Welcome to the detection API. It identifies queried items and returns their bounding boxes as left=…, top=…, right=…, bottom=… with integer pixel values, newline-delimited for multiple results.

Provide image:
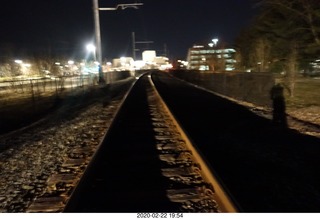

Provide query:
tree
left=254, top=0, right=320, bottom=59
left=285, top=45, right=299, bottom=97
left=234, top=28, right=257, bottom=71
left=259, top=0, right=320, bottom=45
left=253, top=37, right=272, bottom=72
left=236, top=0, right=320, bottom=96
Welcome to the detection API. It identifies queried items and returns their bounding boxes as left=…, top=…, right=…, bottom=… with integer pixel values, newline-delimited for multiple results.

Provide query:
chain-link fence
left=0, top=71, right=133, bottom=105
left=170, top=70, right=275, bottom=108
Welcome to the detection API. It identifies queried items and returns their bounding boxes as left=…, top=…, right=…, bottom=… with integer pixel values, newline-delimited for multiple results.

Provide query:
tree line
left=235, top=0, right=320, bottom=96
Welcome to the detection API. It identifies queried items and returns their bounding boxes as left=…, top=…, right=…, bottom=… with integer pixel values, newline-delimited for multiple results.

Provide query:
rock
left=22, top=185, right=34, bottom=190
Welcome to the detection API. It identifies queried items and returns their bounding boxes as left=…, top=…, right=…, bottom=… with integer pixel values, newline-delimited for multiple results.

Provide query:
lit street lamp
left=209, top=38, right=219, bottom=47
left=86, top=43, right=97, bottom=61
left=212, top=38, right=219, bottom=46
left=14, top=60, right=23, bottom=64
left=92, top=0, right=143, bottom=84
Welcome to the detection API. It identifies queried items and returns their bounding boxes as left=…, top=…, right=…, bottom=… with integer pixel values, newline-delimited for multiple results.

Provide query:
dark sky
left=0, top=0, right=256, bottom=61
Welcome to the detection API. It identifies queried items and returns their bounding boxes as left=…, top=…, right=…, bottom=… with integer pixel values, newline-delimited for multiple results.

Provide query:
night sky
left=0, top=0, right=257, bottom=61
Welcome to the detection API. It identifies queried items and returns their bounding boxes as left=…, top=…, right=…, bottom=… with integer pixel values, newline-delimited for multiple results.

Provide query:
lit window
left=199, top=65, right=209, bottom=71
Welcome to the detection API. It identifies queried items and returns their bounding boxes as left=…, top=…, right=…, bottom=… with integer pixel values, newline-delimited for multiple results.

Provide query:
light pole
left=92, top=0, right=143, bottom=84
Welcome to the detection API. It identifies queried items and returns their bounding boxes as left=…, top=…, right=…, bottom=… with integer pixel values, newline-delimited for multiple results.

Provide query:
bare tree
left=257, top=0, right=320, bottom=46
left=252, top=37, right=271, bottom=72
left=285, top=45, right=299, bottom=97
left=234, top=51, right=244, bottom=71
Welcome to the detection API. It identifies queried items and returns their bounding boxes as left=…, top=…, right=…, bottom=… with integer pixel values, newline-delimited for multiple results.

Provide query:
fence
left=170, top=70, right=275, bottom=108
left=0, top=71, right=133, bottom=105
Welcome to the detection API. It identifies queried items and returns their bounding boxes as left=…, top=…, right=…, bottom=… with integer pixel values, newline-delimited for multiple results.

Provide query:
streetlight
left=86, top=43, right=97, bottom=61
left=92, top=0, right=143, bottom=84
left=209, top=39, right=219, bottom=47
left=212, top=38, right=219, bottom=46
left=14, top=60, right=23, bottom=64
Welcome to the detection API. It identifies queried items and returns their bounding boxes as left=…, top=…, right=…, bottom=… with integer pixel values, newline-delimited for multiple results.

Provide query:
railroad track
left=20, top=71, right=320, bottom=212
left=63, top=73, right=237, bottom=213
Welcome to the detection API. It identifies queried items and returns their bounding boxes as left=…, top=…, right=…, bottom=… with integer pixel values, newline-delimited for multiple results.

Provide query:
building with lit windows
left=187, top=40, right=236, bottom=72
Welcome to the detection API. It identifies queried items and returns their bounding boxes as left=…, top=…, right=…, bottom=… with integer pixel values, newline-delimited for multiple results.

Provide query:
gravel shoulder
left=187, top=81, right=320, bottom=139
left=0, top=78, right=135, bottom=212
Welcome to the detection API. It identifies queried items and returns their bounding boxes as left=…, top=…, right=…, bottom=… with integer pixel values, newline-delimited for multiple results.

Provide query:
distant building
left=142, top=50, right=157, bottom=63
left=172, top=59, right=188, bottom=69
left=112, top=57, right=134, bottom=70
left=141, top=50, right=171, bottom=70
left=111, top=51, right=172, bottom=71
left=187, top=43, right=236, bottom=72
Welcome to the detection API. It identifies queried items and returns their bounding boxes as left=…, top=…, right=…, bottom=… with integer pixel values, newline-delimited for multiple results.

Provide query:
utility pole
left=132, top=32, right=136, bottom=60
left=93, top=0, right=104, bottom=84
left=132, top=32, right=154, bottom=61
left=92, top=1, right=143, bottom=84
left=163, top=43, right=168, bottom=57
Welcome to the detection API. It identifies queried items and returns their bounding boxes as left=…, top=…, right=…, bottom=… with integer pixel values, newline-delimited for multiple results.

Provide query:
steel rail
left=149, top=73, right=238, bottom=212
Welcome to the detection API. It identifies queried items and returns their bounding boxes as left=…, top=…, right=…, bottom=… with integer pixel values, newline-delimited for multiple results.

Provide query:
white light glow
left=134, top=60, right=146, bottom=70
left=86, top=44, right=96, bottom=52
left=212, top=38, right=219, bottom=46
